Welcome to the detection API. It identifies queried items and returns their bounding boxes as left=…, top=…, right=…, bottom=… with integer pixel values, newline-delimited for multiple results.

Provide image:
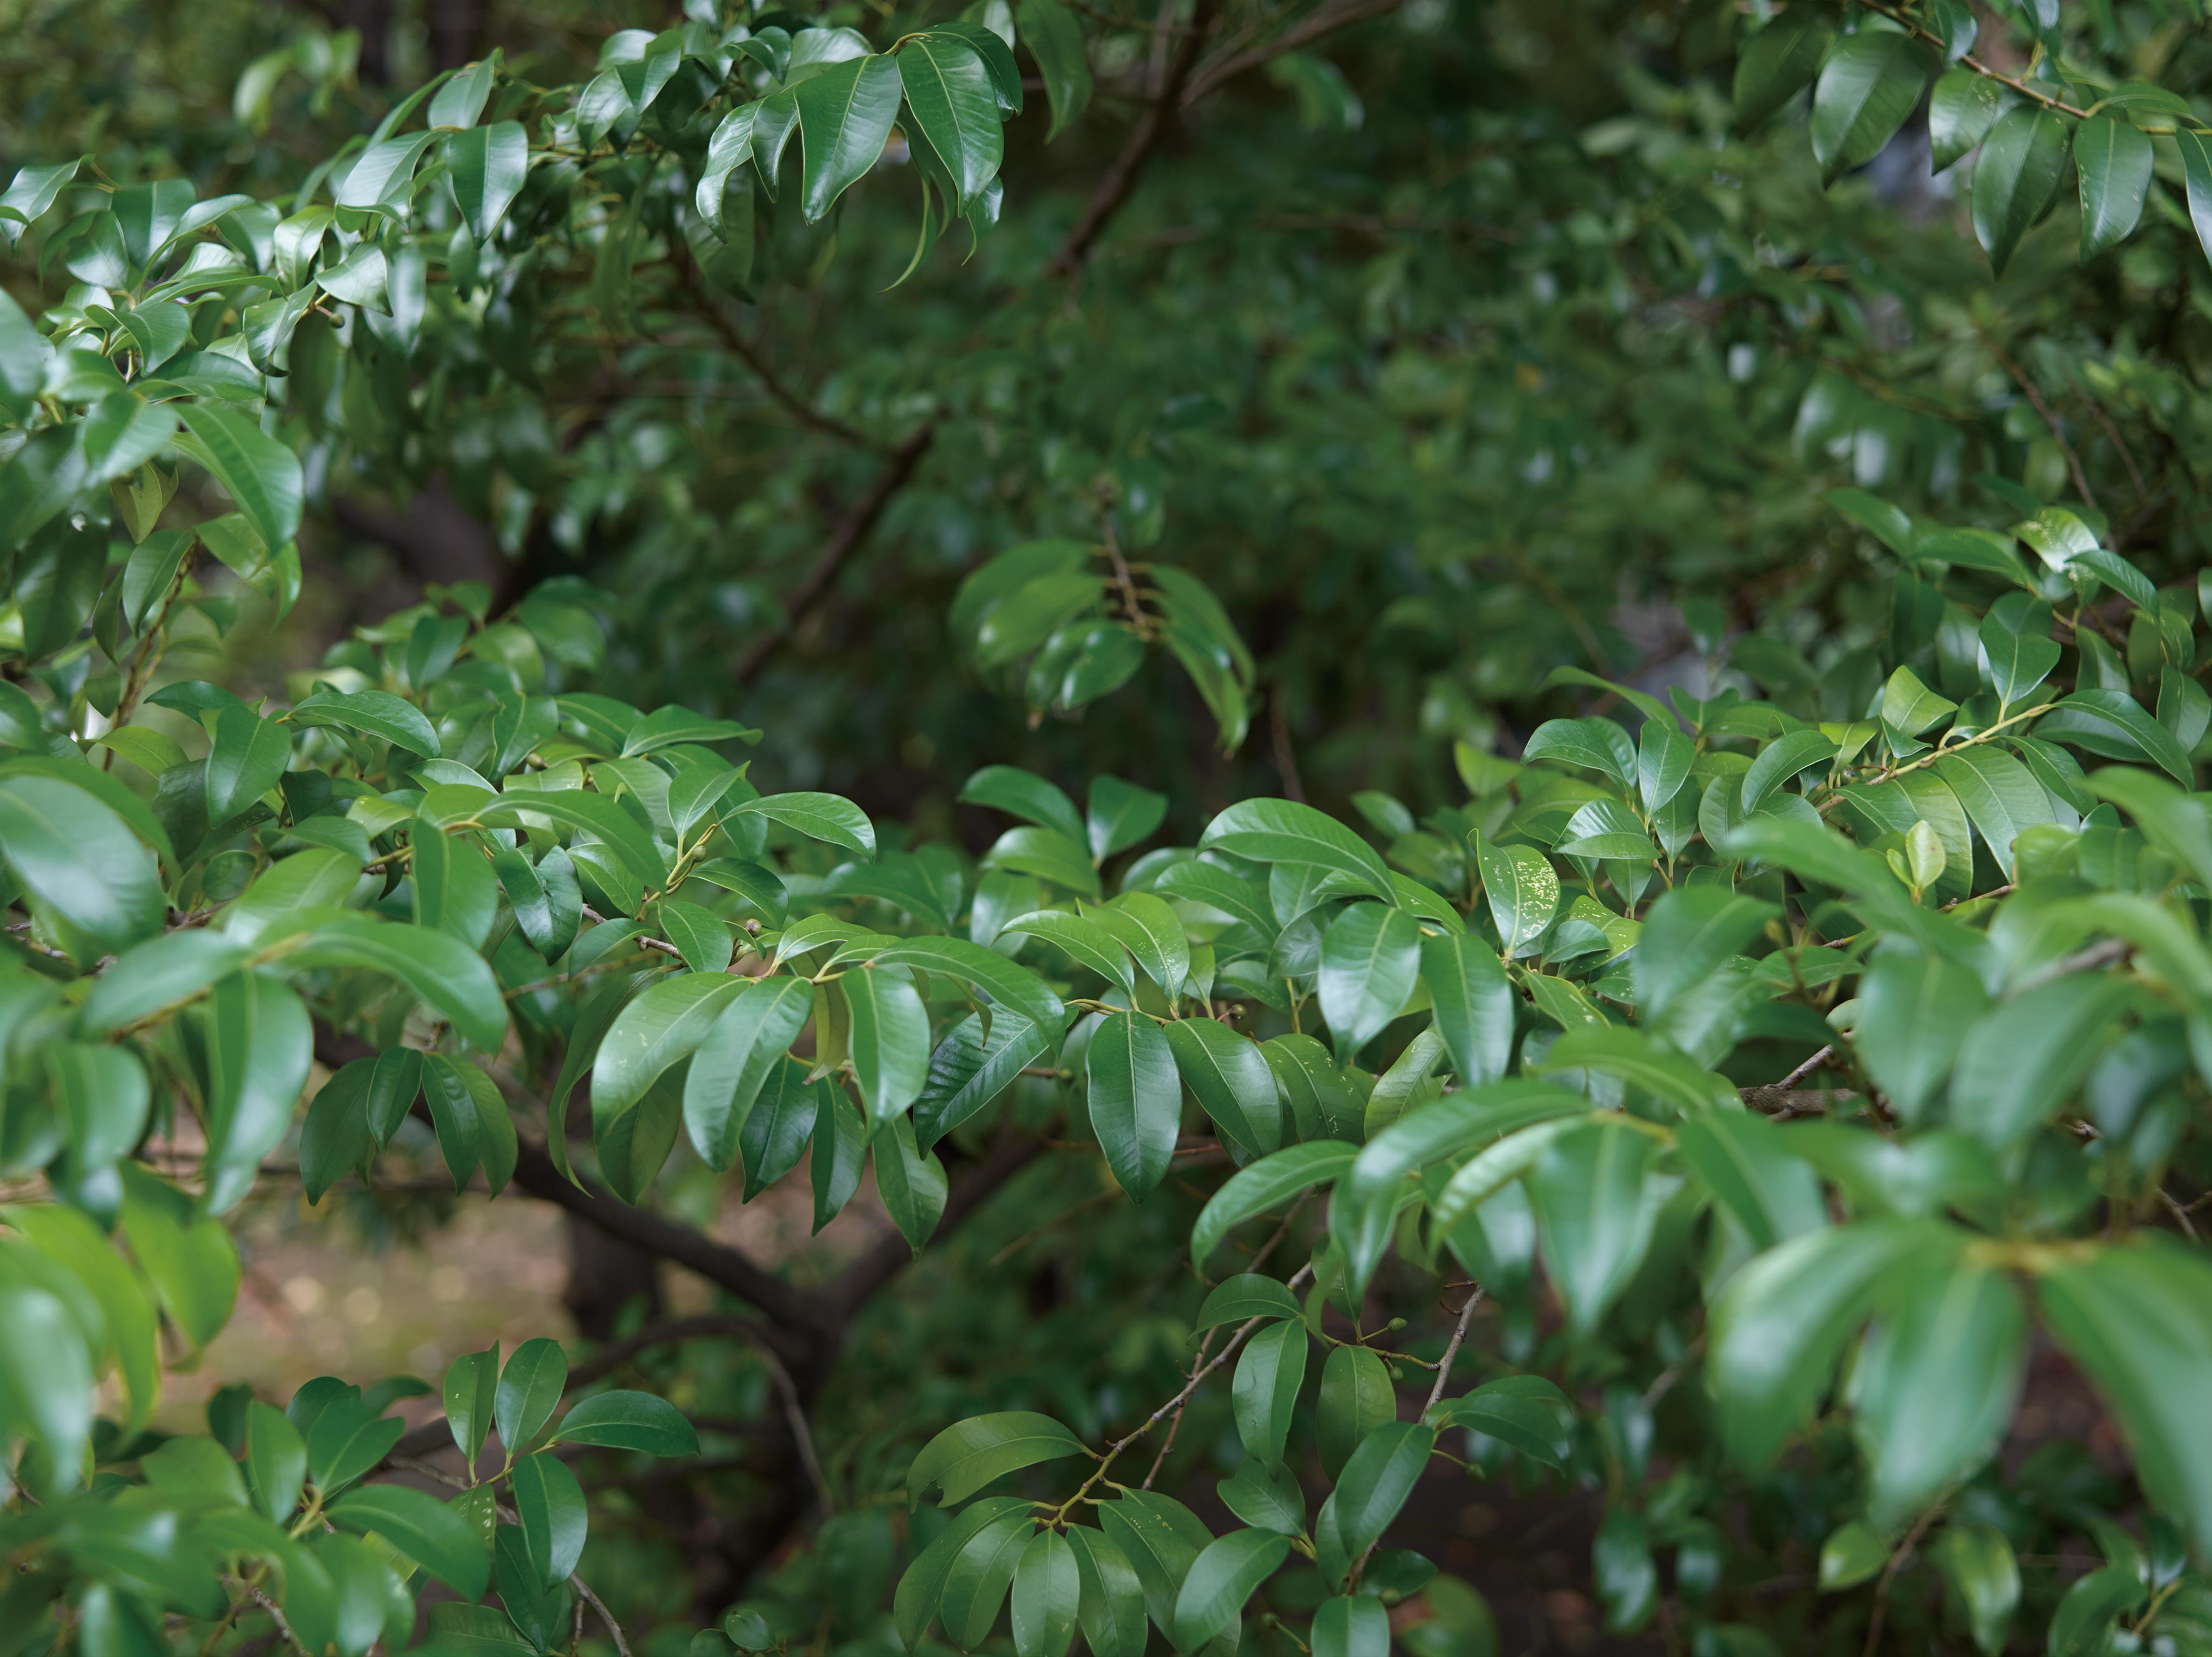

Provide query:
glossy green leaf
left=511, top=1450, right=587, bottom=1589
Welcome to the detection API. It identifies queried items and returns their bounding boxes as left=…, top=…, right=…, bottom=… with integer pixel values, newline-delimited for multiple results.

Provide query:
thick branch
left=825, top=1131, right=1045, bottom=1319
left=1047, top=0, right=1222, bottom=275
left=732, top=421, right=937, bottom=682
left=508, top=1139, right=838, bottom=1348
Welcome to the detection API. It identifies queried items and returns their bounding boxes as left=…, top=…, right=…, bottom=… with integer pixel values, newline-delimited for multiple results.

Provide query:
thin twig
left=1862, top=1506, right=1942, bottom=1657
left=675, top=253, right=875, bottom=449
left=732, top=421, right=938, bottom=682
left=1048, top=0, right=1222, bottom=274
left=1420, top=1287, right=1485, bottom=1415
left=1774, top=1045, right=1834, bottom=1092
left=573, top=1575, right=633, bottom=1657
left=1179, top=0, right=1405, bottom=105
left=2015, top=936, right=2132, bottom=994
left=1975, top=324, right=2098, bottom=513
left=1143, top=1326, right=1217, bottom=1487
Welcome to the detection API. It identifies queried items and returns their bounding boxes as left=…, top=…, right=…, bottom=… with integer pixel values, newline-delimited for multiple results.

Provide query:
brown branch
left=1178, top=0, right=1404, bottom=106
left=1048, top=0, right=1223, bottom=275
left=675, top=252, right=875, bottom=449
left=825, top=1130, right=1045, bottom=1319
left=508, top=1139, right=838, bottom=1347
left=732, top=421, right=938, bottom=683
left=1975, top=325, right=2099, bottom=513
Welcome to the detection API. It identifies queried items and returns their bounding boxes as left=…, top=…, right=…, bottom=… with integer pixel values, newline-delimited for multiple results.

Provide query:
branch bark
left=1047, top=0, right=1222, bottom=275
left=732, top=421, right=938, bottom=683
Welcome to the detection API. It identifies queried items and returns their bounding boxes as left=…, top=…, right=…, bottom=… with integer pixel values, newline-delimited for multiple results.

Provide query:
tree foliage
left=7, top=0, right=2212, bottom=1651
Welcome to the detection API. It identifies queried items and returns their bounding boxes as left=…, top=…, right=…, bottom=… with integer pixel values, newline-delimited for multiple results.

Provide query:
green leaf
left=593, top=974, right=750, bottom=1196
left=1322, top=1420, right=1433, bottom=1561
left=914, top=1009, right=1052, bottom=1149
left=1929, top=1523, right=2019, bottom=1656
left=1929, top=66, right=2004, bottom=172
left=1524, top=717, right=1635, bottom=790
left=174, top=401, right=302, bottom=555
left=873, top=1114, right=948, bottom=1249
left=1232, top=1319, right=1308, bottom=1468
left=1675, top=1111, right=1826, bottom=1252
left=1971, top=106, right=2072, bottom=275
left=897, top=1498, right=1033, bottom=1649
left=448, top=120, right=528, bottom=238
left=1428, top=1378, right=1570, bottom=1468
left=941, top=1503, right=1035, bottom=1649
left=1088, top=777, right=1167, bottom=860
left=1171, top=1530, right=1290, bottom=1652
left=1809, top=32, right=1937, bottom=184
left=1742, top=729, right=1837, bottom=812
left=1003, top=908, right=1134, bottom=993
left=551, top=1389, right=699, bottom=1456
left=1817, top=1521, right=1888, bottom=1592
left=246, top=1399, right=307, bottom=1523
left=495, top=1337, right=568, bottom=1456
left=794, top=54, right=904, bottom=222
left=1011, top=1530, right=1081, bottom=1657
left=199, top=971, right=313, bottom=1216
left=478, top=787, right=667, bottom=889
left=1193, top=1274, right=1303, bottom=1331
left=812, top=1087, right=867, bottom=1230
left=442, top=1345, right=499, bottom=1466
left=1418, top=929, right=1515, bottom=1088
left=0, top=1278, right=94, bottom=1493
left=117, top=1164, right=238, bottom=1352
left=845, top=965, right=931, bottom=1130
left=1217, top=1457, right=1306, bottom=1537
left=1632, top=886, right=1777, bottom=1025
left=961, top=765, right=1087, bottom=846
left=511, top=1450, right=587, bottom=1589
left=303, top=1390, right=405, bottom=1495
left=1319, top=901, right=1420, bottom=1057
left=684, top=976, right=815, bottom=1172
left=412, top=824, right=498, bottom=950
left=1086, top=1009, right=1181, bottom=1200
left=330, top=1484, right=490, bottom=1601
left=0, top=773, right=166, bottom=956
left=1192, top=1140, right=1356, bottom=1265
left=205, top=705, right=292, bottom=824
left=1317, top=1345, right=1394, bottom=1482
left=1708, top=1219, right=1949, bottom=1466
left=1949, top=973, right=2133, bottom=1149
left=0, top=1203, right=158, bottom=1430
left=1312, top=1595, right=1389, bottom=1657
left=2037, top=1237, right=2212, bottom=1555
left=2038, top=690, right=2195, bottom=786
left=2048, top=1567, right=2147, bottom=1657
left=277, top=913, right=510, bottom=1053
left=1473, top=837, right=1558, bottom=957
left=908, top=1410, right=1088, bottom=1508
left=1164, top=1017, right=1281, bottom=1158
left=1733, top=9, right=1831, bottom=131
left=1066, top=1528, right=1148, bottom=1657
left=1091, top=893, right=1190, bottom=997
left=1527, top=1119, right=1664, bottom=1335
left=2075, top=116, right=2151, bottom=260
left=2178, top=128, right=2212, bottom=272
left=730, top=790, right=876, bottom=858
left=46, top=1041, right=150, bottom=1174
left=870, top=935, right=1065, bottom=1037
left=986, top=825, right=1103, bottom=897
left=1016, top=0, right=1091, bottom=139
left=292, top=689, right=441, bottom=758
left=900, top=36, right=1002, bottom=211
left=1849, top=1259, right=2025, bottom=1525
left=1199, top=799, right=1395, bottom=903
left=495, top=1526, right=570, bottom=1650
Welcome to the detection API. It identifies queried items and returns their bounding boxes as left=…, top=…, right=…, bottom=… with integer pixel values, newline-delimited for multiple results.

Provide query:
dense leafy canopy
left=7, top=0, right=2212, bottom=1651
